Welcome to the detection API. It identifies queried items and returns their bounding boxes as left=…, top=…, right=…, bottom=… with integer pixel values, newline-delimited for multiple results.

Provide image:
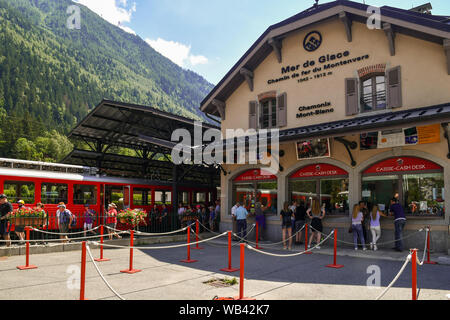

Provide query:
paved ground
left=0, top=235, right=448, bottom=301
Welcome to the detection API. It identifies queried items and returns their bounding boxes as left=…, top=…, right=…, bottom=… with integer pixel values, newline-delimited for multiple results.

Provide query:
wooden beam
left=240, top=67, right=254, bottom=92
left=383, top=23, right=396, bottom=56
left=444, top=39, right=450, bottom=75
left=268, top=38, right=282, bottom=63
left=339, top=11, right=352, bottom=42
left=212, top=99, right=226, bottom=121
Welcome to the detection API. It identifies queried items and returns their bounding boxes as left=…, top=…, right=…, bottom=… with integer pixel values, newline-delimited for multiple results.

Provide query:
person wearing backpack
left=56, top=202, right=73, bottom=243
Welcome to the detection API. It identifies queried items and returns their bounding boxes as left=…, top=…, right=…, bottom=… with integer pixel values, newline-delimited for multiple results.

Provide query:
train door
left=104, top=185, right=131, bottom=211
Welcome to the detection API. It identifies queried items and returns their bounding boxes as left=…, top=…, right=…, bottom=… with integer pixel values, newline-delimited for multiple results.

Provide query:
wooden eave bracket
left=383, top=23, right=396, bottom=56
left=339, top=11, right=352, bottom=42
left=212, top=99, right=226, bottom=121
left=444, top=39, right=450, bottom=75
left=240, top=67, right=254, bottom=92
left=268, top=38, right=282, bottom=63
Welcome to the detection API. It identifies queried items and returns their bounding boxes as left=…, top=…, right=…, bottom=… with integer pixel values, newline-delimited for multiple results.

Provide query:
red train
left=0, top=158, right=216, bottom=232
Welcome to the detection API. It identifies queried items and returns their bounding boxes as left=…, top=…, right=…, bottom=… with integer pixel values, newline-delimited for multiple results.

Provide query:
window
left=73, top=185, right=97, bottom=205
left=155, top=190, right=171, bottom=205
left=133, top=188, right=151, bottom=206
left=233, top=181, right=278, bottom=216
left=41, top=183, right=68, bottom=204
left=403, top=173, right=444, bottom=215
left=320, top=179, right=349, bottom=215
left=177, top=191, right=189, bottom=205
left=260, top=98, right=277, bottom=129
left=193, top=191, right=206, bottom=204
left=3, top=181, right=35, bottom=203
left=361, top=75, right=386, bottom=112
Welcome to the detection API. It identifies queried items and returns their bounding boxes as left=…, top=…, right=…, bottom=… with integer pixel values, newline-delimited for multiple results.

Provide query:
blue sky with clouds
left=74, top=0, right=450, bottom=85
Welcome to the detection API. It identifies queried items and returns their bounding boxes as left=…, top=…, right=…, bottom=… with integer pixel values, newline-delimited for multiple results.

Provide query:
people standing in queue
left=235, top=202, right=249, bottom=242
left=389, top=198, right=406, bottom=252
left=160, top=204, right=168, bottom=232
left=56, top=202, right=73, bottom=244
left=0, top=194, right=12, bottom=247
left=294, top=201, right=307, bottom=245
left=231, top=202, right=239, bottom=241
left=351, top=204, right=366, bottom=251
left=280, top=202, right=294, bottom=250
left=307, top=199, right=325, bottom=249
left=369, top=205, right=387, bottom=251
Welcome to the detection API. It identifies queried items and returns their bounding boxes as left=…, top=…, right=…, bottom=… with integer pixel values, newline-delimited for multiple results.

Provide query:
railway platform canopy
left=63, top=99, right=221, bottom=189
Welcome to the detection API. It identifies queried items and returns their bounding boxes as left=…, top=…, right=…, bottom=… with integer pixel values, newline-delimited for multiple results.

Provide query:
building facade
left=201, top=1, right=450, bottom=252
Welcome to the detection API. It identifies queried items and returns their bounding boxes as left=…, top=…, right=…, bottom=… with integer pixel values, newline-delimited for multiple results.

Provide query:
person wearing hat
left=106, top=203, right=121, bottom=240
left=0, top=194, right=13, bottom=247
left=56, top=202, right=73, bottom=243
left=83, top=204, right=96, bottom=238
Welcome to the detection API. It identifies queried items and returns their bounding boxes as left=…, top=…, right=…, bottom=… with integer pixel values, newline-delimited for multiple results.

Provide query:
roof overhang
left=201, top=0, right=450, bottom=117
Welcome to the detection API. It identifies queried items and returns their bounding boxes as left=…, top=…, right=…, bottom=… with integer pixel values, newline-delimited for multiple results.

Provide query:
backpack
left=70, top=212, right=77, bottom=227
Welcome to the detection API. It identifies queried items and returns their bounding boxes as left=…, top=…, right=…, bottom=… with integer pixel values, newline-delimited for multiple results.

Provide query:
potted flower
left=118, top=208, right=147, bottom=227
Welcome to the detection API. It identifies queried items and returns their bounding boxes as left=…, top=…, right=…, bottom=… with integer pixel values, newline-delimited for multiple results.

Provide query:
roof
left=218, top=102, right=450, bottom=147
left=69, top=99, right=220, bottom=151
left=201, top=0, right=450, bottom=116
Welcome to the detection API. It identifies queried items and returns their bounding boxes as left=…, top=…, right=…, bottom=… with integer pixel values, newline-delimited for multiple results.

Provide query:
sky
left=73, top=0, right=450, bottom=85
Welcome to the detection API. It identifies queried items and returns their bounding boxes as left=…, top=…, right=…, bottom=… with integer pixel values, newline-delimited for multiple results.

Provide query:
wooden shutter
left=249, top=101, right=258, bottom=129
left=345, top=78, right=359, bottom=116
left=386, top=66, right=402, bottom=109
left=277, top=92, right=287, bottom=127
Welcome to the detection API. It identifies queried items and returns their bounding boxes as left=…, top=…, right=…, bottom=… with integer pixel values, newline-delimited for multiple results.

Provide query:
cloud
left=145, top=38, right=209, bottom=68
left=73, top=0, right=136, bottom=34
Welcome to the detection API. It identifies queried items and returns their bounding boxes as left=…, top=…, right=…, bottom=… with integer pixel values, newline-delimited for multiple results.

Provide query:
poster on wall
left=296, top=138, right=330, bottom=160
left=360, top=124, right=440, bottom=150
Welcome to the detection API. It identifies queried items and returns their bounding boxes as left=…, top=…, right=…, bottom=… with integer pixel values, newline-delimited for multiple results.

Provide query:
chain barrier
left=90, top=231, right=228, bottom=250
left=308, top=224, right=425, bottom=247
left=0, top=230, right=130, bottom=243
left=193, top=221, right=256, bottom=248
left=375, top=253, right=412, bottom=300
left=31, top=226, right=101, bottom=236
left=246, top=230, right=334, bottom=257
left=85, top=243, right=126, bottom=300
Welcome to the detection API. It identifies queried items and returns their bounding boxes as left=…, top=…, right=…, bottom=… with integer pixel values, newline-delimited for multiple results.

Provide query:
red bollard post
left=80, top=241, right=86, bottom=300
left=234, top=243, right=255, bottom=300
left=17, top=226, right=38, bottom=270
left=304, top=224, right=312, bottom=254
left=220, top=231, right=239, bottom=273
left=326, top=229, right=344, bottom=269
left=192, top=219, right=204, bottom=250
left=255, top=222, right=263, bottom=250
left=411, top=249, right=418, bottom=301
left=95, top=225, right=110, bottom=262
left=180, top=226, right=198, bottom=263
left=120, top=230, right=142, bottom=274
left=424, top=227, right=437, bottom=265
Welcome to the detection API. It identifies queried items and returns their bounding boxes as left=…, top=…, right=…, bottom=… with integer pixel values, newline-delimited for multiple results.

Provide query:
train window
left=73, top=185, right=97, bottom=205
left=177, top=191, right=189, bottom=205
left=41, top=183, right=68, bottom=204
left=193, top=191, right=207, bottom=204
left=155, top=190, right=171, bottom=205
left=3, top=181, right=35, bottom=204
left=133, top=188, right=151, bottom=206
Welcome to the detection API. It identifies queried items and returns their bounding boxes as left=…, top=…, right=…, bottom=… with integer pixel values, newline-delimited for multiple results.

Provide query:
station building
left=200, top=1, right=450, bottom=252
